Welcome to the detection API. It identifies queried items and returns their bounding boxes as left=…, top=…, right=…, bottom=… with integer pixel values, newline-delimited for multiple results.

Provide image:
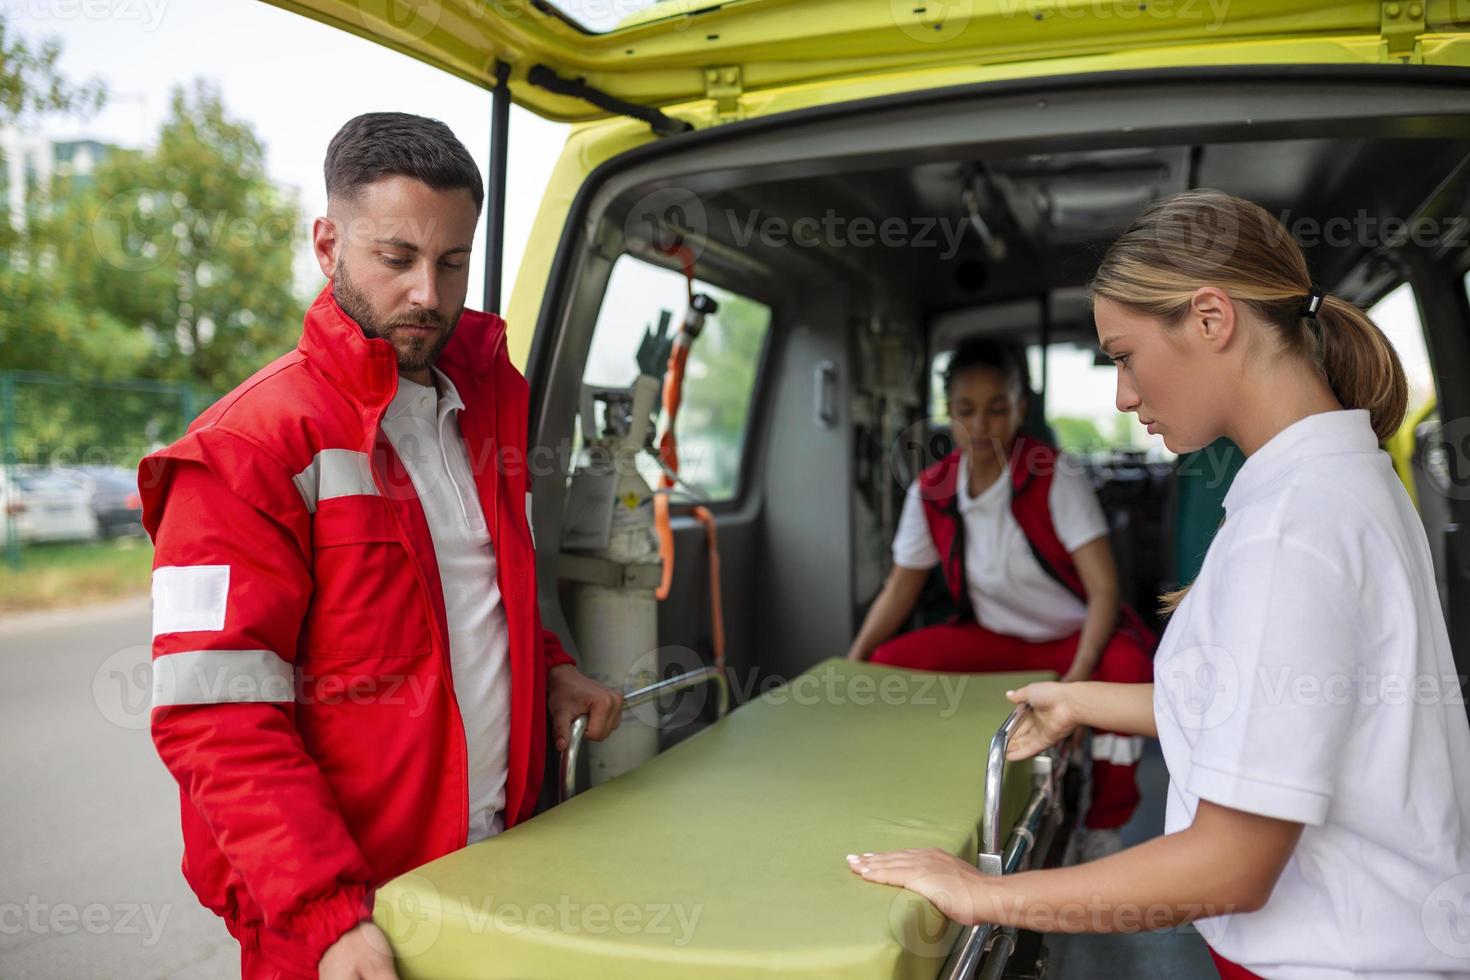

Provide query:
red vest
left=916, top=435, right=1157, bottom=652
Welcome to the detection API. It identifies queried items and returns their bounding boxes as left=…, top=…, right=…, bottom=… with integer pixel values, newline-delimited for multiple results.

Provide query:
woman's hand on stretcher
left=1002, top=683, right=1079, bottom=761
left=1005, top=681, right=1159, bottom=751
left=845, top=849, right=1001, bottom=925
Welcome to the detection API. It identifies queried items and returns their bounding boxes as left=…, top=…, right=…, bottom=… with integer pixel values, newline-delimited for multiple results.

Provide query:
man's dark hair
left=943, top=338, right=1031, bottom=399
left=324, top=112, right=484, bottom=213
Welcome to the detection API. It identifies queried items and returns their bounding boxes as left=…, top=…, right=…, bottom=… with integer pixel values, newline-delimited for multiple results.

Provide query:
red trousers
left=870, top=619, right=1153, bottom=829
left=1210, top=948, right=1267, bottom=979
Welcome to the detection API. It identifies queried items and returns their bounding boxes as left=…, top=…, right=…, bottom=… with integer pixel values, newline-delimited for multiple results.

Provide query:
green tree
left=0, top=14, right=105, bottom=126
left=1110, top=411, right=1137, bottom=448
left=0, top=17, right=142, bottom=382
left=680, top=291, right=769, bottom=496
left=33, top=80, right=304, bottom=391
left=1049, top=416, right=1106, bottom=455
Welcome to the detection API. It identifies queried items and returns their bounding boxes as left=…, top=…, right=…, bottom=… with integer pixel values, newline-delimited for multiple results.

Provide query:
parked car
left=0, top=469, right=100, bottom=544
left=61, top=466, right=146, bottom=538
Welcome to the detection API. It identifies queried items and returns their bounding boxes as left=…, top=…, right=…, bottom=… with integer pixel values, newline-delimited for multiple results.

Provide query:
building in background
left=0, top=130, right=112, bottom=232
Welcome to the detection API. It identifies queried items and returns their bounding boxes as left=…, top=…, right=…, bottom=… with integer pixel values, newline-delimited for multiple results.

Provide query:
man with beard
left=139, top=113, right=624, bottom=980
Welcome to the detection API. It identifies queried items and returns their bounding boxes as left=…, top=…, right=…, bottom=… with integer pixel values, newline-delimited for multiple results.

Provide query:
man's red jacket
left=139, top=286, right=575, bottom=975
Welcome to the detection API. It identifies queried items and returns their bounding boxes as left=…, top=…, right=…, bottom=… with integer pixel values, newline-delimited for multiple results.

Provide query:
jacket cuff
left=543, top=629, right=578, bottom=674
left=258, top=884, right=375, bottom=976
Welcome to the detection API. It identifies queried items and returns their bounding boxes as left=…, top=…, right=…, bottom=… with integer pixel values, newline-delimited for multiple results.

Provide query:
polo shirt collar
left=1223, top=409, right=1378, bottom=517
left=384, top=366, right=465, bottom=423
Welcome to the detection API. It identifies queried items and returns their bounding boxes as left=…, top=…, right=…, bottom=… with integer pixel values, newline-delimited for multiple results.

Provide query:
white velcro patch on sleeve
left=151, top=565, right=230, bottom=636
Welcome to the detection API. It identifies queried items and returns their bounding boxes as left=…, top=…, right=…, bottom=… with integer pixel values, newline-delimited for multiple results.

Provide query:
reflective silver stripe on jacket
left=292, top=449, right=378, bottom=513
left=152, top=649, right=294, bottom=707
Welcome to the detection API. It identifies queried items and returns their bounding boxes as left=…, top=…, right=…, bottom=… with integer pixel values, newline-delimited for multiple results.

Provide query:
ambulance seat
left=1164, top=437, right=1244, bottom=589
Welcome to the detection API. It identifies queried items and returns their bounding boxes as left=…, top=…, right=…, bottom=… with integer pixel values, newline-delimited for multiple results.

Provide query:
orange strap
left=648, top=245, right=725, bottom=668
left=690, top=505, right=725, bottom=669
left=653, top=338, right=690, bottom=601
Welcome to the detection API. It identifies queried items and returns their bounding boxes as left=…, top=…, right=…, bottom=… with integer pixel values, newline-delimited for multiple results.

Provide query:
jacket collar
left=297, top=283, right=509, bottom=412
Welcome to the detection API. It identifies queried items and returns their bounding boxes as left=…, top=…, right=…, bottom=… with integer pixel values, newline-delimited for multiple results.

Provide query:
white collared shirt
left=381, top=367, right=510, bottom=845
left=1154, top=409, right=1470, bottom=977
left=891, top=451, right=1109, bottom=641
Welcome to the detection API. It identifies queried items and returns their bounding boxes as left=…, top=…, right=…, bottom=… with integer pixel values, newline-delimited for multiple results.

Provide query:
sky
left=27, top=0, right=570, bottom=310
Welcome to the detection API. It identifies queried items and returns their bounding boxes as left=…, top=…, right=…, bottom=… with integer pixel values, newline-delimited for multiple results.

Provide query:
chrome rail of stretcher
left=941, top=703, right=1075, bottom=980
left=559, top=664, right=730, bottom=804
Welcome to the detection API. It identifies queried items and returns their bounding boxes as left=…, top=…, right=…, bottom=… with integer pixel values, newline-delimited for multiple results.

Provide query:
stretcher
left=373, top=658, right=1075, bottom=979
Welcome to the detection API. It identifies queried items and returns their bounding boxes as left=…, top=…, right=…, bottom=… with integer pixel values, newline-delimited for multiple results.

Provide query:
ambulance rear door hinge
left=1380, top=1, right=1426, bottom=64
left=703, top=65, right=744, bottom=122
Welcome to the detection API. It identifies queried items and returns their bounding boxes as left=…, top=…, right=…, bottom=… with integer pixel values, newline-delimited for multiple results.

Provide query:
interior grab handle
left=813, top=360, right=837, bottom=428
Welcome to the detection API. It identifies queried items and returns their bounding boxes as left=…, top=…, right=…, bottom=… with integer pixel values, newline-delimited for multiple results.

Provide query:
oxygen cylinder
left=564, top=376, right=663, bottom=786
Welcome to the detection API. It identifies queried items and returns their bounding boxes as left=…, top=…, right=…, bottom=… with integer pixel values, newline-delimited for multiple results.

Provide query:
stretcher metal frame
left=942, top=703, right=1079, bottom=980
left=560, top=664, right=731, bottom=803
left=559, top=670, right=1076, bottom=980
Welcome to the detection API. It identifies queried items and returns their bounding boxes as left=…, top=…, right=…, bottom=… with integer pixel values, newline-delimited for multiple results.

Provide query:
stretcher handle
left=979, top=703, right=1030, bottom=875
left=945, top=706, right=1068, bottom=980
left=559, top=664, right=730, bottom=804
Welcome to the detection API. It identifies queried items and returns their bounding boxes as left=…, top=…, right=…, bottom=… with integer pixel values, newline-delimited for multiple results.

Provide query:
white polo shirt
left=381, top=368, right=510, bottom=846
left=1154, top=409, right=1470, bottom=977
left=892, top=451, right=1109, bottom=641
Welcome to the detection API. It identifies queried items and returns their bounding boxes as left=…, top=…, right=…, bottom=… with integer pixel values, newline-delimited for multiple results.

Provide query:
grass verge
left=0, top=536, right=153, bottom=613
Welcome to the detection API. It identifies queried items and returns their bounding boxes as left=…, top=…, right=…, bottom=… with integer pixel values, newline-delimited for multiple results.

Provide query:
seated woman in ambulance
left=846, top=339, right=1155, bottom=847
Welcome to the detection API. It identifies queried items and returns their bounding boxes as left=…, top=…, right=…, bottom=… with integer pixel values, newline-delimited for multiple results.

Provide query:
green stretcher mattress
left=374, top=657, right=1054, bottom=979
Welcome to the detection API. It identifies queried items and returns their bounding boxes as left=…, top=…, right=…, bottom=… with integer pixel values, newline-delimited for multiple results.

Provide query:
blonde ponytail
left=1310, top=295, right=1408, bottom=444
left=1091, top=190, right=1409, bottom=616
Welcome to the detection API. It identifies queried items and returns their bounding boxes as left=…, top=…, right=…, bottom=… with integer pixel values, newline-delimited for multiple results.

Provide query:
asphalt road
left=0, top=598, right=237, bottom=980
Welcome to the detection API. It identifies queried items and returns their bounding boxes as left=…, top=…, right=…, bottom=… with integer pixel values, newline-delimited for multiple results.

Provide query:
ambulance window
left=1034, top=343, right=1167, bottom=457
left=929, top=350, right=953, bottom=422
left=584, top=254, right=772, bottom=503
left=1370, top=283, right=1436, bottom=411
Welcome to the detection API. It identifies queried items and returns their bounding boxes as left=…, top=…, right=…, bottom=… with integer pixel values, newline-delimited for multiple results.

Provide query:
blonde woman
left=847, top=190, right=1470, bottom=979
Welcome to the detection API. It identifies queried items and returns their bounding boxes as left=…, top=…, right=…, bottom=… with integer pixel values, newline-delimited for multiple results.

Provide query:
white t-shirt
left=1153, top=409, right=1470, bottom=978
left=892, top=450, right=1109, bottom=641
left=381, top=368, right=511, bottom=846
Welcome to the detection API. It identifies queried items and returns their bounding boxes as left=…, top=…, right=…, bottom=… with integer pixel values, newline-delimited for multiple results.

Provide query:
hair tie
left=1300, top=285, right=1325, bottom=320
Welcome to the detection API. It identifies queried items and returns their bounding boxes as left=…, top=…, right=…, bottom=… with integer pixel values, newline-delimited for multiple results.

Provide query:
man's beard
left=332, top=258, right=459, bottom=373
